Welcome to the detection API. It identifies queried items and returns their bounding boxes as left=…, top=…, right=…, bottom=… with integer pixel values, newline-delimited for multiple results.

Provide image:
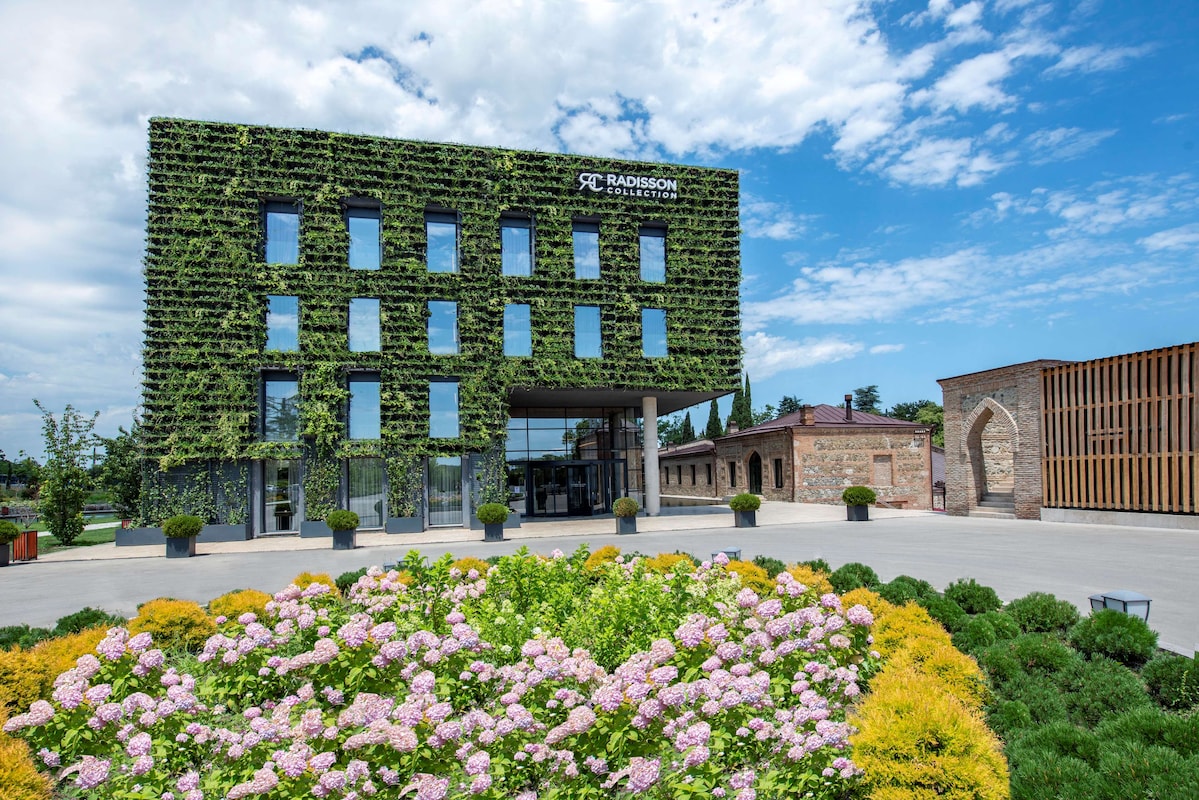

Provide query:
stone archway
left=963, top=398, right=1018, bottom=501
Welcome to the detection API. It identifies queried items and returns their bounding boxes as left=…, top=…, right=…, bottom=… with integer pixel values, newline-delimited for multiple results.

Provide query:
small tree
left=853, top=385, right=882, bottom=415
left=888, top=400, right=945, bottom=447
left=97, top=420, right=143, bottom=519
left=680, top=412, right=695, bottom=442
left=778, top=395, right=803, bottom=416
left=34, top=400, right=98, bottom=546
left=705, top=399, right=724, bottom=439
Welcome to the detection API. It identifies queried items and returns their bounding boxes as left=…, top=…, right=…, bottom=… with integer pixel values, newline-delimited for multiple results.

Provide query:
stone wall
left=658, top=453, right=719, bottom=498
left=790, top=429, right=932, bottom=509
left=939, top=360, right=1070, bottom=519
left=715, top=431, right=794, bottom=501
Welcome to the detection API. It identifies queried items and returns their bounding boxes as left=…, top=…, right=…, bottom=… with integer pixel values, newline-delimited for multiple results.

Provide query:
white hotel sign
left=576, top=172, right=678, bottom=200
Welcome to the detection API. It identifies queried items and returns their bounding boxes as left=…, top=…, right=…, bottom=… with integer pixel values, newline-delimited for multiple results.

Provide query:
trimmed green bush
left=1069, top=609, right=1158, bottom=668
left=1096, top=704, right=1199, bottom=757
left=0, top=625, right=53, bottom=650
left=945, top=577, right=1003, bottom=614
left=336, top=568, right=370, bottom=594
left=612, top=497, right=638, bottom=517
left=877, top=578, right=921, bottom=606
left=828, top=561, right=880, bottom=593
left=1057, top=656, right=1153, bottom=727
left=1009, top=751, right=1103, bottom=800
left=919, top=594, right=969, bottom=632
left=986, top=698, right=1035, bottom=740
left=1005, top=591, right=1081, bottom=636
left=1142, top=654, right=1199, bottom=712
left=800, top=557, right=831, bottom=574
left=840, top=485, right=876, bottom=505
left=750, top=555, right=786, bottom=578
left=890, top=574, right=938, bottom=599
left=954, top=615, right=1000, bottom=654
left=475, top=503, right=509, bottom=525
left=53, top=607, right=125, bottom=636
left=728, top=492, right=761, bottom=511
left=325, top=509, right=360, bottom=531
left=0, top=519, right=21, bottom=544
left=161, top=513, right=203, bottom=538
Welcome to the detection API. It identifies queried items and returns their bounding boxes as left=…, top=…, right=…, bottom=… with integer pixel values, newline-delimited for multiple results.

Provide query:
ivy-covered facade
left=140, top=118, right=740, bottom=536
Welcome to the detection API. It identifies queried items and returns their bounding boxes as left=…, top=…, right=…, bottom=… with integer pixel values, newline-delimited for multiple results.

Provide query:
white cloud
left=1139, top=223, right=1199, bottom=252
left=741, top=195, right=815, bottom=240
left=742, top=332, right=863, bottom=379
left=914, top=51, right=1017, bottom=113
left=1026, top=126, right=1116, bottom=163
left=870, top=343, right=905, bottom=354
left=1047, top=44, right=1152, bottom=75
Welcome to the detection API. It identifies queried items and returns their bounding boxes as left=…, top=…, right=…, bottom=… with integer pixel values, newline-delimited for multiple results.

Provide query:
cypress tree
left=730, top=374, right=754, bottom=430
left=705, top=399, right=723, bottom=438
left=681, top=412, right=695, bottom=442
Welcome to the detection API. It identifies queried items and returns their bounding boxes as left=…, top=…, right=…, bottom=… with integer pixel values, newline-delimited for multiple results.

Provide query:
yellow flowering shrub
left=840, top=588, right=895, bottom=621
left=870, top=602, right=948, bottom=659
left=0, top=627, right=107, bottom=717
left=888, top=636, right=991, bottom=710
left=451, top=557, right=491, bottom=576
left=643, top=553, right=694, bottom=574
left=0, top=712, right=51, bottom=800
left=583, top=545, right=621, bottom=571
left=785, top=564, right=834, bottom=597
left=725, top=560, right=774, bottom=596
left=129, top=599, right=216, bottom=652
left=208, top=589, right=273, bottom=622
left=291, top=572, right=341, bottom=596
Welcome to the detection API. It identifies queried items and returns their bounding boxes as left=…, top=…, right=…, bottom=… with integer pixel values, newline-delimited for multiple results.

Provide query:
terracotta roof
left=720, top=404, right=923, bottom=439
left=659, top=438, right=716, bottom=459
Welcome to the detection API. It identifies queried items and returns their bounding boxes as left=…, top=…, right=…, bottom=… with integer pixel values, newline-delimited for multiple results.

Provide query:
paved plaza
left=3, top=503, right=1195, bottom=654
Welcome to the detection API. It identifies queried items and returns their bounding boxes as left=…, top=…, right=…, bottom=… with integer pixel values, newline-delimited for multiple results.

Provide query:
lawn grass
left=37, top=525, right=118, bottom=555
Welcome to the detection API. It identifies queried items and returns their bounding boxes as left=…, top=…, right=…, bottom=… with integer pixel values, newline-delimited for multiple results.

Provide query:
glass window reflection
left=502, top=219, right=532, bottom=276
left=429, top=381, right=459, bottom=438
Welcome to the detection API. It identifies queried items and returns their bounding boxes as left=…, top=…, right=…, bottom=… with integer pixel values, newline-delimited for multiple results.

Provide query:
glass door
left=567, top=464, right=600, bottom=516
left=428, top=456, right=463, bottom=526
left=264, top=459, right=299, bottom=533
left=348, top=458, right=385, bottom=528
left=531, top=463, right=568, bottom=516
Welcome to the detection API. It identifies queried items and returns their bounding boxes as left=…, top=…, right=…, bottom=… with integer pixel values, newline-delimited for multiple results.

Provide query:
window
left=774, top=458, right=784, bottom=489
left=265, top=202, right=299, bottom=265
left=504, top=303, right=531, bottom=356
left=348, top=298, right=380, bottom=352
left=691, top=464, right=696, bottom=485
left=642, top=308, right=667, bottom=358
left=874, top=454, right=893, bottom=486
left=428, top=301, right=459, bottom=354
left=663, top=466, right=669, bottom=485
left=639, top=226, right=666, bottom=282
left=574, top=305, right=601, bottom=358
left=263, top=376, right=299, bottom=441
left=266, top=295, right=298, bottom=352
left=347, top=206, right=381, bottom=270
left=501, top=217, right=532, bottom=276
left=572, top=220, right=600, bottom=279
left=429, top=381, right=459, bottom=438
left=676, top=465, right=682, bottom=485
left=728, top=461, right=737, bottom=487
left=706, top=463, right=713, bottom=485
left=426, top=212, right=458, bottom=273
left=348, top=374, right=381, bottom=440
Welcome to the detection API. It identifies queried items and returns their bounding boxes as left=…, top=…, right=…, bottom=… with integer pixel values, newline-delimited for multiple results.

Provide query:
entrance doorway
left=263, top=459, right=299, bottom=534
left=748, top=452, right=763, bottom=494
left=516, top=460, right=624, bottom=517
left=428, top=456, right=464, bottom=526
left=348, top=458, right=385, bottom=528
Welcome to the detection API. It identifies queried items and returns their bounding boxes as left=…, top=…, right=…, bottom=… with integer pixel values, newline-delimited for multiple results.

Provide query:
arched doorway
left=748, top=452, right=763, bottom=494
left=964, top=399, right=1017, bottom=501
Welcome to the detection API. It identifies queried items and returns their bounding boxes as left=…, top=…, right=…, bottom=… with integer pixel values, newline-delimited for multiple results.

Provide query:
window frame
left=639, top=224, right=666, bottom=283
left=261, top=372, right=300, bottom=442
left=264, top=201, right=300, bottom=265
left=345, top=203, right=382, bottom=271
left=425, top=211, right=460, bottom=274
left=574, top=305, right=602, bottom=359
left=501, top=215, right=533, bottom=277
left=265, top=294, right=299, bottom=352
left=427, top=300, right=459, bottom=355
left=572, top=219, right=601, bottom=280
left=347, top=372, right=382, bottom=441
left=429, top=379, right=460, bottom=439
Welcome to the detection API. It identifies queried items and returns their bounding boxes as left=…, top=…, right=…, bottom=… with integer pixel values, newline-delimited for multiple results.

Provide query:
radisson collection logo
left=576, top=171, right=679, bottom=200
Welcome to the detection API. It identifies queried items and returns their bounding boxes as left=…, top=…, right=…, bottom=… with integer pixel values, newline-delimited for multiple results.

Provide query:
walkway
left=3, top=503, right=1194, bottom=655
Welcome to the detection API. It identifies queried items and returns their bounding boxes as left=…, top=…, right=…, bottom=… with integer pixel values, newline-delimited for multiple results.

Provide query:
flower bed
left=5, top=547, right=879, bottom=799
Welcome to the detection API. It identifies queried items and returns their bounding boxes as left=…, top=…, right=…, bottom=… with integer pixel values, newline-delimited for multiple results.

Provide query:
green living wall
left=142, top=118, right=741, bottom=519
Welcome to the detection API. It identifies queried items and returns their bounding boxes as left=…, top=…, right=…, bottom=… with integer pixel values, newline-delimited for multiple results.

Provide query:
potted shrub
left=842, top=485, right=877, bottom=521
left=0, top=520, right=20, bottom=567
left=613, top=497, right=639, bottom=534
left=476, top=502, right=509, bottom=542
left=729, top=493, right=761, bottom=528
left=326, top=510, right=359, bottom=551
left=162, top=514, right=203, bottom=558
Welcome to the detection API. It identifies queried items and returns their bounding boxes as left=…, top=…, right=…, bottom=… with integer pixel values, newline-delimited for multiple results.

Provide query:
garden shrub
left=643, top=552, right=694, bottom=574
left=52, top=607, right=126, bottom=636
left=1008, top=751, right=1103, bottom=800
left=128, top=598, right=216, bottom=652
left=888, top=636, right=991, bottom=710
left=841, top=485, right=877, bottom=506
left=1056, top=656, right=1152, bottom=727
left=876, top=579, right=920, bottom=606
left=828, top=561, right=880, bottom=593
left=208, top=589, right=273, bottom=622
left=751, top=554, right=786, bottom=578
left=0, top=649, right=49, bottom=717
left=944, top=578, right=1003, bottom=615
left=995, top=672, right=1069, bottom=728
left=335, top=568, right=370, bottom=594
left=161, top=513, right=203, bottom=538
left=0, top=625, right=53, bottom=650
left=1009, top=633, right=1081, bottom=676
left=953, top=612, right=1019, bottom=655
left=838, top=588, right=894, bottom=622
left=290, top=571, right=341, bottom=597
left=724, top=559, right=774, bottom=595
left=1142, top=654, right=1199, bottom=712
left=1006, top=720, right=1101, bottom=768
left=870, top=602, right=948, bottom=659
left=1095, top=704, right=1199, bottom=760
left=785, top=564, right=833, bottom=596
left=611, top=497, right=638, bottom=517
left=1004, top=591, right=1080, bottom=636
left=800, top=557, right=832, bottom=574
left=450, top=556, right=492, bottom=577
left=1093, top=740, right=1199, bottom=800
left=728, top=492, right=761, bottom=511
left=890, top=574, right=937, bottom=599
left=474, top=503, right=508, bottom=524
left=986, top=699, right=1035, bottom=740
left=1068, top=609, right=1158, bottom=668
left=325, top=509, right=360, bottom=530
left=850, top=666, right=1010, bottom=800
left=918, top=594, right=968, bottom=632
left=0, top=723, right=51, bottom=800
left=583, top=544, right=620, bottom=571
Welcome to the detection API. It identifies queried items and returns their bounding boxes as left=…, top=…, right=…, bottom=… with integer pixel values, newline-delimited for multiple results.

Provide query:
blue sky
left=1, top=0, right=1196, bottom=460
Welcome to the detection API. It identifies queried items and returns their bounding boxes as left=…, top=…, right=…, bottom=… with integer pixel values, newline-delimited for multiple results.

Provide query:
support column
left=643, top=396, right=660, bottom=516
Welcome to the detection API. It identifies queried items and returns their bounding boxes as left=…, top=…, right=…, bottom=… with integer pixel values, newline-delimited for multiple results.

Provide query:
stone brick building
left=659, top=404, right=934, bottom=508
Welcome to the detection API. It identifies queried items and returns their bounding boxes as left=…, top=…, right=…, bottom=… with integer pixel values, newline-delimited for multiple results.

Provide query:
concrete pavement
left=2, top=503, right=1195, bottom=655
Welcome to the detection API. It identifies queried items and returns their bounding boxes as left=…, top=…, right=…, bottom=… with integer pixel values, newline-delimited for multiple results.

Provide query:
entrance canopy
left=507, top=387, right=730, bottom=417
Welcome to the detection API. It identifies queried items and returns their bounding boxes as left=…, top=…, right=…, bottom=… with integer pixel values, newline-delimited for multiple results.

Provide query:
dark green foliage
left=852, top=385, right=881, bottom=414
left=777, top=395, right=802, bottom=416
left=986, top=699, right=1034, bottom=740
left=53, top=608, right=126, bottom=636
left=0, top=519, right=19, bottom=543
left=612, top=497, right=638, bottom=517
left=1096, top=704, right=1199, bottom=757
left=680, top=412, right=695, bottom=442
left=944, top=577, right=1002, bottom=614
left=800, top=558, right=831, bottom=574
left=1011, top=633, right=1081, bottom=675
left=34, top=400, right=98, bottom=547
left=475, top=503, right=509, bottom=524
left=162, top=513, right=203, bottom=538
left=877, top=579, right=920, bottom=606
left=1005, top=591, right=1080, bottom=636
left=953, top=615, right=1000, bottom=654
left=96, top=421, right=143, bottom=519
left=1000, top=672, right=1070, bottom=727
left=728, top=492, right=760, bottom=511
left=0, top=624, right=53, bottom=649
left=889, top=574, right=937, bottom=599
left=705, top=399, right=723, bottom=439
left=1094, top=740, right=1199, bottom=800
left=840, top=485, right=876, bottom=505
left=325, top=509, right=360, bottom=531
left=484, top=555, right=503, bottom=566
left=672, top=551, right=701, bottom=568
left=1143, top=654, right=1199, bottom=712
left=1008, top=721, right=1102, bottom=767
left=1057, top=656, right=1152, bottom=727
left=918, top=594, right=968, bottom=632
left=1010, top=752, right=1104, bottom=800
left=1069, top=609, right=1158, bottom=668
left=827, top=561, right=880, bottom=593
left=751, top=555, right=786, bottom=578
left=336, top=568, right=369, bottom=593
left=729, top=378, right=753, bottom=431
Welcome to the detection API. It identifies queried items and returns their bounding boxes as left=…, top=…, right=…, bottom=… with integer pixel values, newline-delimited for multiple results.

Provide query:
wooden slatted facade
left=1042, top=342, right=1199, bottom=514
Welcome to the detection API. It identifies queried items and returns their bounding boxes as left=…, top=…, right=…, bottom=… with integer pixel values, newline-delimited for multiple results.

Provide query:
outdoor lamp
left=1088, top=590, right=1151, bottom=622
left=712, top=547, right=741, bottom=562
